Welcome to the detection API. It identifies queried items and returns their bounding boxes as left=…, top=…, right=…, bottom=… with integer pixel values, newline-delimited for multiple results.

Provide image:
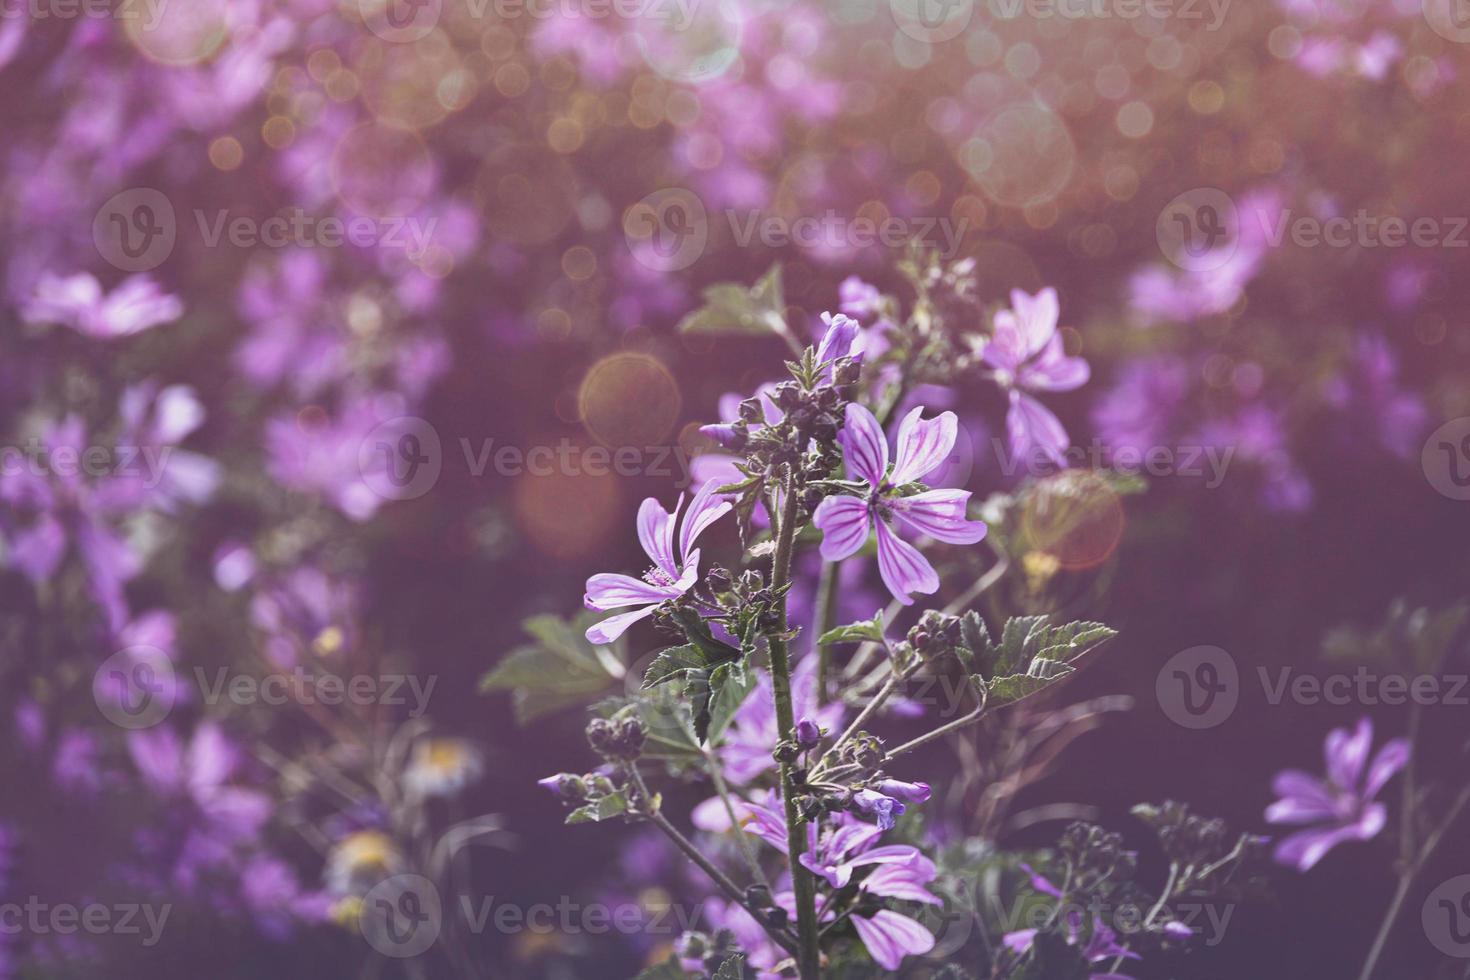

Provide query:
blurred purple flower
left=838, top=275, right=883, bottom=319
left=128, top=722, right=272, bottom=888
left=583, top=479, right=731, bottom=644
left=1323, top=332, right=1428, bottom=459
left=1265, top=717, right=1408, bottom=871
left=812, top=403, right=987, bottom=604
left=984, top=288, right=1089, bottom=466
left=24, top=273, right=182, bottom=339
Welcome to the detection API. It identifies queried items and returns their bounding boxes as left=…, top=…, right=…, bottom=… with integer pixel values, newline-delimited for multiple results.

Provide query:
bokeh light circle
left=1016, top=471, right=1126, bottom=571
left=579, top=353, right=683, bottom=449
left=633, top=0, right=745, bottom=85
left=960, top=104, right=1076, bottom=209
left=475, top=144, right=578, bottom=247
left=332, top=123, right=436, bottom=218
left=124, top=0, right=230, bottom=66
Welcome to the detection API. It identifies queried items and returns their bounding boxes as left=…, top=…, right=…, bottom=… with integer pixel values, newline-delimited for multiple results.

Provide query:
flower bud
left=536, top=773, right=587, bottom=802
left=795, top=717, right=823, bottom=750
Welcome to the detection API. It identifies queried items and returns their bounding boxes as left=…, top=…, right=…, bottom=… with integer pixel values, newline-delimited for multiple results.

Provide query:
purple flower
left=812, top=403, right=987, bottom=605
left=24, top=273, right=182, bottom=338
left=851, top=909, right=937, bottom=970
left=1005, top=908, right=1139, bottom=979
left=815, top=311, right=858, bottom=369
left=874, top=778, right=931, bottom=803
left=1265, top=717, right=1408, bottom=871
left=838, top=275, right=883, bottom=319
left=983, top=287, right=1089, bottom=467
left=582, top=479, right=731, bottom=644
left=795, top=716, right=823, bottom=750
left=851, top=788, right=906, bottom=829
left=127, top=722, right=272, bottom=888
left=718, top=659, right=843, bottom=784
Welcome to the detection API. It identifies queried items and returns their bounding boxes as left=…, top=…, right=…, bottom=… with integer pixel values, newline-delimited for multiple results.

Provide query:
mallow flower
left=1265, top=716, right=1408, bottom=871
left=812, top=403, right=987, bottom=604
left=583, top=479, right=731, bottom=644
left=24, top=272, right=182, bottom=339
left=983, top=287, right=1089, bottom=467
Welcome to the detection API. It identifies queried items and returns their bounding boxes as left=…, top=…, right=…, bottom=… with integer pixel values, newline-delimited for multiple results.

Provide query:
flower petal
left=584, top=573, right=680, bottom=610
left=812, top=495, right=872, bottom=561
left=1363, top=736, right=1410, bottom=800
left=584, top=604, right=658, bottom=645
left=861, top=863, right=943, bottom=904
left=889, top=489, right=987, bottom=545
left=679, top=479, right=732, bottom=559
left=1010, top=286, right=1060, bottom=360
left=637, top=495, right=681, bottom=579
left=1008, top=391, right=1070, bottom=467
left=889, top=407, right=958, bottom=486
left=874, top=520, right=939, bottom=605
left=840, top=402, right=889, bottom=487
left=1265, top=771, right=1339, bottom=825
left=1326, top=717, right=1373, bottom=791
left=1020, top=334, right=1090, bottom=392
left=852, top=910, right=935, bottom=971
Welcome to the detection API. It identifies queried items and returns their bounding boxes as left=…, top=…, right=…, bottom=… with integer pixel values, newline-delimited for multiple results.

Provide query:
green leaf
left=986, top=674, right=1052, bottom=707
left=706, top=661, right=754, bottom=743
left=643, top=645, right=711, bottom=688
left=711, top=955, right=746, bottom=980
left=1033, top=622, right=1118, bottom=663
left=565, top=792, right=629, bottom=824
left=480, top=613, right=625, bottom=724
left=565, top=805, right=599, bottom=825
left=975, top=616, right=1116, bottom=705
left=596, top=792, right=629, bottom=821
left=676, top=264, right=787, bottom=337
left=688, top=661, right=754, bottom=744
left=819, top=610, right=886, bottom=646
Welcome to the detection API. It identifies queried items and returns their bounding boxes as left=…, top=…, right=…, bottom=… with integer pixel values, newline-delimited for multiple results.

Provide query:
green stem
left=707, top=749, right=769, bottom=890
left=768, top=480, right=821, bottom=979
left=813, top=560, right=841, bottom=706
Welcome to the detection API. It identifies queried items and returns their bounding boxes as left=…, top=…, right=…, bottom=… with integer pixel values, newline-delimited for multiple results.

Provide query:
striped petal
left=812, top=495, right=872, bottom=561
left=875, top=520, right=939, bottom=605
left=840, top=402, right=889, bottom=488
left=888, top=489, right=987, bottom=545
left=889, top=407, right=957, bottom=486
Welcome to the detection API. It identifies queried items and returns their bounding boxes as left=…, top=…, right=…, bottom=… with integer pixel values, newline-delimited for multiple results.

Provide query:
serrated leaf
left=711, top=955, right=746, bottom=980
left=707, top=661, right=754, bottom=743
left=643, top=645, right=711, bottom=688
left=1033, top=622, right=1117, bottom=662
left=986, top=674, right=1052, bottom=707
left=676, top=264, right=786, bottom=337
left=480, top=612, right=625, bottom=724
left=819, top=610, right=886, bottom=646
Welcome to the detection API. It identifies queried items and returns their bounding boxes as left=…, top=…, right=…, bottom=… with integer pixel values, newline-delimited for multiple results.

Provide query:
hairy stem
left=631, top=768, right=796, bottom=956
left=768, top=480, right=822, bottom=978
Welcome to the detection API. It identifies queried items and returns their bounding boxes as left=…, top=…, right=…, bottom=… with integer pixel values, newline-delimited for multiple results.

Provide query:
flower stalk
left=767, top=475, right=822, bottom=979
